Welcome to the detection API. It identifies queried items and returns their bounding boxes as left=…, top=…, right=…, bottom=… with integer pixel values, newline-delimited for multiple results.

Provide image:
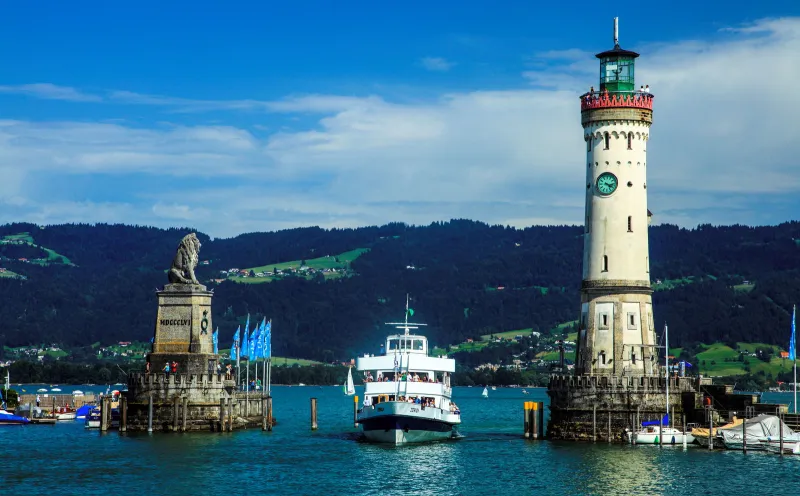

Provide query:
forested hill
left=1, top=220, right=799, bottom=362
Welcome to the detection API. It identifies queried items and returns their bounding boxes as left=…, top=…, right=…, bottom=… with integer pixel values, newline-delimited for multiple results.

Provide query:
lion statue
left=168, top=233, right=202, bottom=285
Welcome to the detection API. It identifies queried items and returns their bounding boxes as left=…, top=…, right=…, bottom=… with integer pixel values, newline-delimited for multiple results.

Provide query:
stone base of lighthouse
left=547, top=375, right=701, bottom=441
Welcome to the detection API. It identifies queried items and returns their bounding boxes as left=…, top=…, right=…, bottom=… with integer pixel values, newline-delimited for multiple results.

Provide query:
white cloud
left=1, top=18, right=799, bottom=236
left=420, top=57, right=456, bottom=72
left=0, top=83, right=102, bottom=102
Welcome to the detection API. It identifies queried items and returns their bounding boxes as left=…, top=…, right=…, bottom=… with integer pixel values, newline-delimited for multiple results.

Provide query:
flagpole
left=267, top=320, right=272, bottom=396
left=794, top=305, right=797, bottom=414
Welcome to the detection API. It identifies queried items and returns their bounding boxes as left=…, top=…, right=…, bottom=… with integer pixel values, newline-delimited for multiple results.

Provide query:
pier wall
left=124, top=372, right=270, bottom=432
left=547, top=374, right=701, bottom=441
left=18, top=394, right=97, bottom=410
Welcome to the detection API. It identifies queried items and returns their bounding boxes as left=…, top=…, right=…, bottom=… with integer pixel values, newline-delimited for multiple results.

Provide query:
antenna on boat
left=385, top=293, right=426, bottom=334
left=404, top=294, right=410, bottom=335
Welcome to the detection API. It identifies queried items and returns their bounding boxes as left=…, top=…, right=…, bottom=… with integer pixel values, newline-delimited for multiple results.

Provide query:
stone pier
left=124, top=372, right=270, bottom=432
left=547, top=374, right=701, bottom=441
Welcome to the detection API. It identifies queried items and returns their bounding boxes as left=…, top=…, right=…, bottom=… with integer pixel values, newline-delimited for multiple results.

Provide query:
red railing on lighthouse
left=580, top=90, right=653, bottom=111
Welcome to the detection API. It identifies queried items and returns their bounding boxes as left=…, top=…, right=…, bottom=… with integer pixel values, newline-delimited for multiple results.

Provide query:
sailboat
left=482, top=386, right=489, bottom=398
left=627, top=323, right=694, bottom=445
left=344, top=367, right=355, bottom=396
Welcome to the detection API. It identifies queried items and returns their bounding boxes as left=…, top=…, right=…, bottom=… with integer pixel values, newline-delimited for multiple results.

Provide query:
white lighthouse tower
left=574, top=18, right=657, bottom=377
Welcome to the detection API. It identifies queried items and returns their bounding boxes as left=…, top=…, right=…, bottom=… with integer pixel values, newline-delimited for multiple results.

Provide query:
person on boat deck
left=164, top=362, right=170, bottom=377
left=414, top=397, right=421, bottom=404
left=363, top=397, right=371, bottom=407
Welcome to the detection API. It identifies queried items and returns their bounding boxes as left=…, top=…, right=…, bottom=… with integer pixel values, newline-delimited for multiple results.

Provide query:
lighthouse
left=574, top=18, right=657, bottom=377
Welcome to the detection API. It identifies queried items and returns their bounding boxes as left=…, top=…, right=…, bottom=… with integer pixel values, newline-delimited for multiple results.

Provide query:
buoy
left=654, top=436, right=659, bottom=444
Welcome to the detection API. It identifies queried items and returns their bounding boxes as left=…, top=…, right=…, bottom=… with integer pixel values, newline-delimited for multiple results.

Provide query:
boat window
left=413, top=339, right=424, bottom=350
left=388, top=339, right=399, bottom=350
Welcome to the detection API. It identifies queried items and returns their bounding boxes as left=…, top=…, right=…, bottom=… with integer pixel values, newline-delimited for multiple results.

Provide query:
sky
left=1, top=1, right=799, bottom=238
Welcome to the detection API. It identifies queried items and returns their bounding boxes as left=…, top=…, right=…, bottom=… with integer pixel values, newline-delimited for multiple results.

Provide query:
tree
left=2, top=388, right=18, bottom=408
left=98, top=367, right=111, bottom=382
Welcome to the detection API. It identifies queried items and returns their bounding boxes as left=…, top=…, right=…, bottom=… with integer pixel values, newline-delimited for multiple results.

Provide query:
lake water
left=2, top=386, right=799, bottom=495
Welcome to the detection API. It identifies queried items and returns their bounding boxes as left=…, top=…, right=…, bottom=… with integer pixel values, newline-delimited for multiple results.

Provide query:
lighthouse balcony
left=580, top=90, right=653, bottom=111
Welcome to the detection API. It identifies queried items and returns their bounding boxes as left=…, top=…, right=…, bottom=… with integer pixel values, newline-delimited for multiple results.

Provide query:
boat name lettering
left=160, top=319, right=190, bottom=326
left=410, top=408, right=419, bottom=413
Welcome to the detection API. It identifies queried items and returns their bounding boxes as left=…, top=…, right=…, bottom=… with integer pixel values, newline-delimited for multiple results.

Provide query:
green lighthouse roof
left=595, top=46, right=639, bottom=60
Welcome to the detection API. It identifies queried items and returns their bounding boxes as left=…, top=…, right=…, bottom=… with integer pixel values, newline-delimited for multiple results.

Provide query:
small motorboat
left=37, top=388, right=48, bottom=393
left=491, top=386, right=497, bottom=391
left=55, top=406, right=76, bottom=421
left=50, top=388, right=62, bottom=392
left=85, top=408, right=101, bottom=429
left=0, top=409, right=30, bottom=425
left=522, top=389, right=530, bottom=395
left=72, top=390, right=85, bottom=396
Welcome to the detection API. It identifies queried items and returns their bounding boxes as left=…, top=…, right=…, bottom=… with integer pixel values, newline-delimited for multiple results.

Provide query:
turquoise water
left=3, top=387, right=799, bottom=495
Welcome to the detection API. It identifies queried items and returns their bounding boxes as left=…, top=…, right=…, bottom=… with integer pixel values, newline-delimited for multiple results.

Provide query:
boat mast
left=665, top=322, right=669, bottom=428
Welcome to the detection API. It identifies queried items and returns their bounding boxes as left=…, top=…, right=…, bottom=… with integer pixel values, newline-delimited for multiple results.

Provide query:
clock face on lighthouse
left=596, top=172, right=618, bottom=195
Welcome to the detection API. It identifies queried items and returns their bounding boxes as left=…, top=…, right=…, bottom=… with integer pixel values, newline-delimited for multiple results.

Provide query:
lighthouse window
left=598, top=313, right=609, bottom=330
left=587, top=137, right=592, bottom=152
left=631, top=350, right=637, bottom=364
left=602, top=255, right=608, bottom=272
left=599, top=351, right=607, bottom=365
left=628, top=313, right=637, bottom=329
left=604, top=132, right=610, bottom=150
left=627, top=134, right=633, bottom=150
left=628, top=216, right=633, bottom=232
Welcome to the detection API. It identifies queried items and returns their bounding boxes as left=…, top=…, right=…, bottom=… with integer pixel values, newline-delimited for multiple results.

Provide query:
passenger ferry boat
left=356, top=299, right=461, bottom=444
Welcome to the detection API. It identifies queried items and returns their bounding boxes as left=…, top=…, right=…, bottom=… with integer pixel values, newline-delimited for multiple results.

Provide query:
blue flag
left=249, top=328, right=257, bottom=359
left=254, top=320, right=264, bottom=359
left=241, top=322, right=250, bottom=359
left=790, top=305, right=797, bottom=361
left=265, top=320, right=272, bottom=359
left=231, top=326, right=240, bottom=361
left=212, top=327, right=219, bottom=355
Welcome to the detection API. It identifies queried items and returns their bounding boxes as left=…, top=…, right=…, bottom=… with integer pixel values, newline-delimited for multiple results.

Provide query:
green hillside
left=227, top=248, right=368, bottom=284
left=1, top=232, right=74, bottom=266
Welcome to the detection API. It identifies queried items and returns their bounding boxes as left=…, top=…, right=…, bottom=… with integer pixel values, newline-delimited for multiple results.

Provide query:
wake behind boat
left=356, top=297, right=461, bottom=444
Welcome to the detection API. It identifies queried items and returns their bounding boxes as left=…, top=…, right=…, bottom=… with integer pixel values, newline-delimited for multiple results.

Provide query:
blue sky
left=1, top=1, right=799, bottom=237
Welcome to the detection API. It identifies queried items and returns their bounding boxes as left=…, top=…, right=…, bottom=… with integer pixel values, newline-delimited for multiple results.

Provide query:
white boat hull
left=358, top=401, right=460, bottom=445
left=628, top=428, right=694, bottom=445
left=363, top=428, right=454, bottom=444
left=56, top=412, right=76, bottom=421
left=85, top=420, right=100, bottom=429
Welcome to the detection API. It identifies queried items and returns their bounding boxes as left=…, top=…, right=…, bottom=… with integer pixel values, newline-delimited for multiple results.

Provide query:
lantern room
left=596, top=18, right=639, bottom=93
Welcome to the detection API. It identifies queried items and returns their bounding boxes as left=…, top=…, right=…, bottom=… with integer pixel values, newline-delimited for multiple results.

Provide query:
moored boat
left=356, top=297, right=461, bottom=444
left=0, top=409, right=30, bottom=425
left=627, top=323, right=693, bottom=445
left=627, top=424, right=694, bottom=445
left=481, top=387, right=489, bottom=398
left=85, top=407, right=101, bottom=429
left=719, top=414, right=800, bottom=450
left=55, top=406, right=76, bottom=421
